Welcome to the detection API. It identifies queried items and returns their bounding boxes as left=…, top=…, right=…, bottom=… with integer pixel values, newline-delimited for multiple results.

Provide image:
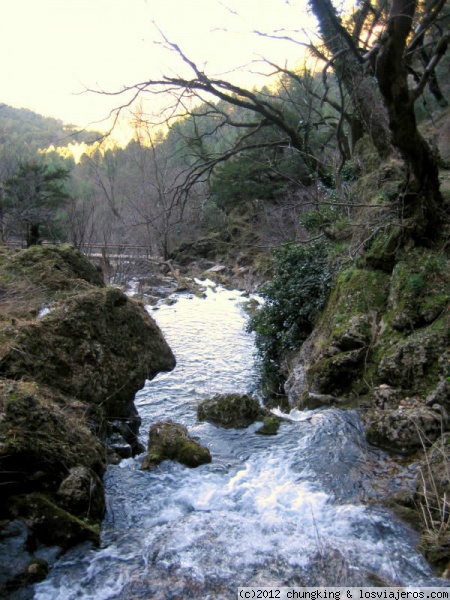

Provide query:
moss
left=5, top=244, right=104, bottom=288
left=7, top=493, right=100, bottom=550
left=364, top=226, right=403, bottom=271
left=377, top=311, right=450, bottom=392
left=0, top=287, right=175, bottom=415
left=141, top=421, right=211, bottom=469
left=197, top=394, right=265, bottom=428
left=384, top=249, right=450, bottom=332
left=255, top=415, right=281, bottom=435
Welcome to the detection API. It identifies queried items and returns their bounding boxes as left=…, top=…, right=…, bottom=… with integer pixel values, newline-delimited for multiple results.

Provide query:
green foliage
left=248, top=241, right=333, bottom=393
left=2, top=160, right=71, bottom=246
left=406, top=273, right=427, bottom=296
left=211, top=153, right=284, bottom=210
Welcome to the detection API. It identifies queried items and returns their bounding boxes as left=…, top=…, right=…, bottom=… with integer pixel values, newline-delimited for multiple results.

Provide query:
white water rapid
left=34, top=281, right=444, bottom=599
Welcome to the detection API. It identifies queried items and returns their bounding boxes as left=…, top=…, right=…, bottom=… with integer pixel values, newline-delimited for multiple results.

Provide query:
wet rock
left=197, top=394, right=264, bottom=428
left=0, top=519, right=31, bottom=593
left=106, top=433, right=133, bottom=459
left=366, top=403, right=448, bottom=452
left=56, top=467, right=106, bottom=521
left=141, top=420, right=211, bottom=469
left=26, top=558, right=49, bottom=583
left=303, top=392, right=340, bottom=409
left=255, top=415, right=281, bottom=435
left=7, top=493, right=100, bottom=550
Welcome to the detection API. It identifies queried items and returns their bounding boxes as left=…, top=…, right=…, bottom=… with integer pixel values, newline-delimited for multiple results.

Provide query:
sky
left=0, top=0, right=316, bottom=135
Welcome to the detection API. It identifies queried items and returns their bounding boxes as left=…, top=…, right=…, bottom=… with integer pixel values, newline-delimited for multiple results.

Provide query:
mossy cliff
left=0, top=245, right=175, bottom=592
left=283, top=242, right=449, bottom=573
left=286, top=247, right=449, bottom=415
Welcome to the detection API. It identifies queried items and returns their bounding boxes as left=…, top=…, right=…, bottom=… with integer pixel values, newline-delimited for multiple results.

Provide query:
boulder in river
left=197, top=393, right=265, bottom=428
left=141, top=420, right=211, bottom=468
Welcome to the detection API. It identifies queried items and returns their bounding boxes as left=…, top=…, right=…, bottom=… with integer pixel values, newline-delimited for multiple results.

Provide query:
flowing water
left=34, top=281, right=443, bottom=599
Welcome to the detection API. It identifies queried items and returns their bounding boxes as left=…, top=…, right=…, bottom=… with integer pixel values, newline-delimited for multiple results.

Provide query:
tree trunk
left=375, top=0, right=444, bottom=239
left=27, top=223, right=41, bottom=247
left=309, top=0, right=393, bottom=159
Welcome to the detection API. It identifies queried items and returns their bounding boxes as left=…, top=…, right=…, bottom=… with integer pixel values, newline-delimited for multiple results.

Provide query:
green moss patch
left=197, top=394, right=265, bottom=429
left=7, top=493, right=100, bottom=550
left=141, top=420, right=211, bottom=469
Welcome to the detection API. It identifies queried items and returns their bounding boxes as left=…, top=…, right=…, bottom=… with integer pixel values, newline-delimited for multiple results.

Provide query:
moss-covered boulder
left=0, top=286, right=175, bottom=420
left=255, top=415, right=281, bottom=435
left=0, top=380, right=106, bottom=494
left=141, top=420, right=211, bottom=468
left=7, top=493, right=100, bottom=550
left=197, top=393, right=264, bottom=428
left=0, top=245, right=176, bottom=588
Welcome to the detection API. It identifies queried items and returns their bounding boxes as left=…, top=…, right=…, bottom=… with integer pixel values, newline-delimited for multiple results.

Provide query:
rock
left=197, top=394, right=264, bottom=428
left=426, top=379, right=450, bottom=409
left=106, top=433, right=133, bottom=459
left=141, top=420, right=211, bottom=469
left=0, top=380, right=107, bottom=494
left=309, top=348, right=366, bottom=395
left=7, top=493, right=100, bottom=550
left=56, top=467, right=106, bottom=521
left=366, top=403, right=448, bottom=452
left=372, top=384, right=402, bottom=410
left=255, top=415, right=281, bottom=435
left=0, top=287, right=176, bottom=422
left=303, top=392, right=340, bottom=409
left=26, top=558, right=49, bottom=583
left=377, top=313, right=449, bottom=391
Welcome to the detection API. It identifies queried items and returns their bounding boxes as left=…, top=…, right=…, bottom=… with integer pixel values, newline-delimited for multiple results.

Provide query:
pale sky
left=0, top=0, right=315, bottom=133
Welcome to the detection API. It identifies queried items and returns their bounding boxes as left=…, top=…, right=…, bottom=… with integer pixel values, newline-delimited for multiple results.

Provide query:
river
left=34, top=281, right=443, bottom=599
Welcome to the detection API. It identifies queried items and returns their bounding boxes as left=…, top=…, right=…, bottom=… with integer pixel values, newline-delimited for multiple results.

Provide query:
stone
left=255, top=415, right=281, bottom=435
left=366, top=404, right=448, bottom=452
left=57, top=467, right=106, bottom=521
left=141, top=420, right=211, bottom=469
left=197, top=393, right=264, bottom=428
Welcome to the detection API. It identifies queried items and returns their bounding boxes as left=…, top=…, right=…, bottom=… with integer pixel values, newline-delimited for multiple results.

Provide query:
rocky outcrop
left=285, top=250, right=449, bottom=412
left=281, top=245, right=449, bottom=574
left=0, top=245, right=175, bottom=593
left=0, top=286, right=175, bottom=443
left=197, top=393, right=265, bottom=428
left=141, top=420, right=211, bottom=468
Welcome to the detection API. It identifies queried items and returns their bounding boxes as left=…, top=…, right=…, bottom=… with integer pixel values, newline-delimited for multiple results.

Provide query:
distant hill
left=0, top=104, right=102, bottom=158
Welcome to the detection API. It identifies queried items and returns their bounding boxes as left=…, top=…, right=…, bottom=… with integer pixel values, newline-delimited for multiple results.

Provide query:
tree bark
left=375, top=0, right=444, bottom=239
left=309, top=0, right=393, bottom=159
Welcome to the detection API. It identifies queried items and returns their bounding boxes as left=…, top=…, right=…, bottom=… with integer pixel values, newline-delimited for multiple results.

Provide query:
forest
left=1, top=0, right=448, bottom=265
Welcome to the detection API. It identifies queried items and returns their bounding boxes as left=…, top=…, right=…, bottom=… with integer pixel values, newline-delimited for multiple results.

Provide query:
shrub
left=248, top=241, right=332, bottom=395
